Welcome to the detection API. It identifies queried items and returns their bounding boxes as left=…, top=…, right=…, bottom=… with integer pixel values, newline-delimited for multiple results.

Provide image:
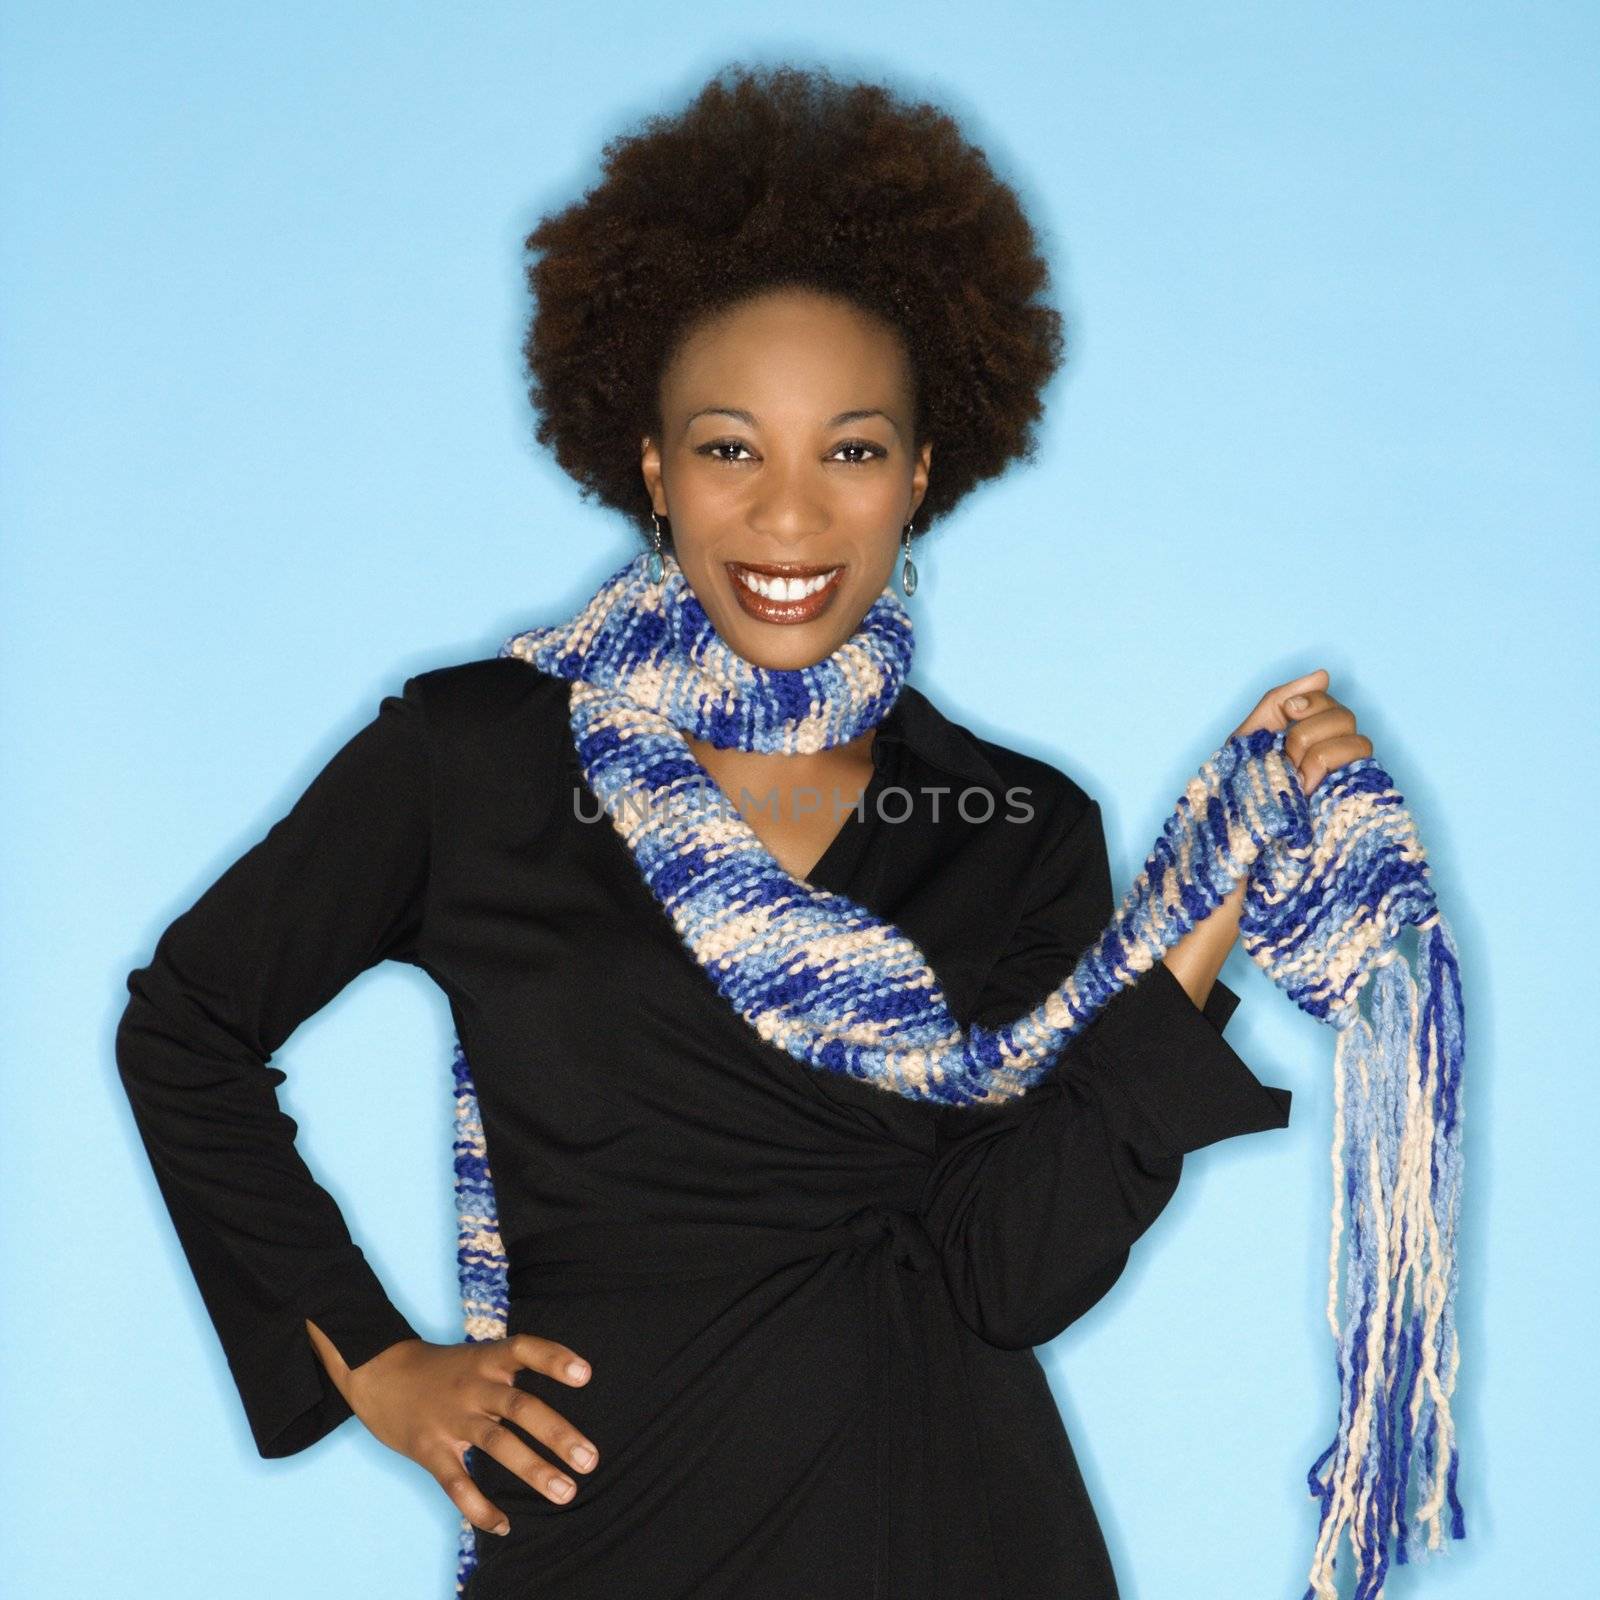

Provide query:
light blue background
left=4, top=3, right=1593, bottom=1595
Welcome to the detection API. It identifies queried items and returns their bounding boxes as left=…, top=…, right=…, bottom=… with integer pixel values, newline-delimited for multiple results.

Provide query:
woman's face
left=641, top=286, right=932, bottom=671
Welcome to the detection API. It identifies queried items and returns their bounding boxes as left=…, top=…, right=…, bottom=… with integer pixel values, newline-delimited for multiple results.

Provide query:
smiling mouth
left=725, top=560, right=846, bottom=624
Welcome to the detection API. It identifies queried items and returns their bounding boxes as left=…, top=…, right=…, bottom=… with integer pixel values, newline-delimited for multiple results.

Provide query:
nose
left=746, top=455, right=829, bottom=546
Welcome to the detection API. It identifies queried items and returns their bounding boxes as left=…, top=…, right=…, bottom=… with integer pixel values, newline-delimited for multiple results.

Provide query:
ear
left=910, top=438, right=934, bottom=518
left=640, top=435, right=666, bottom=516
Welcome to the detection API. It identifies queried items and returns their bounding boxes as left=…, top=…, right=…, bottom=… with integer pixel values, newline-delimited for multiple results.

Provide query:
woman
left=116, top=64, right=1371, bottom=1597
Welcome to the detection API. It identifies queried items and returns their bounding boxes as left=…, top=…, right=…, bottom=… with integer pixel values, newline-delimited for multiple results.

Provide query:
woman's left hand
left=1165, top=668, right=1375, bottom=995
left=1230, top=667, right=1374, bottom=795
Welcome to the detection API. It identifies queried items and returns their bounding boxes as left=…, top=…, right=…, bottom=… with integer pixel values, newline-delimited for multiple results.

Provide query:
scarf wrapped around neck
left=449, top=549, right=1466, bottom=1599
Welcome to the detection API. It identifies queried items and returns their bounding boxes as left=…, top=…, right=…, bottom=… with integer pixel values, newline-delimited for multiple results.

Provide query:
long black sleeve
left=114, top=679, right=433, bottom=1459
left=922, top=794, right=1293, bottom=1352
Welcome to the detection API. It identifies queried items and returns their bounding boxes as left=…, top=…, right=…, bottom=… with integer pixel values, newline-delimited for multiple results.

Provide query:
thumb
left=1232, top=667, right=1329, bottom=737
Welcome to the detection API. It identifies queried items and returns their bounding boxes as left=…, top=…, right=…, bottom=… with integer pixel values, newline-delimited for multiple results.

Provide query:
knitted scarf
left=448, top=549, right=1465, bottom=1599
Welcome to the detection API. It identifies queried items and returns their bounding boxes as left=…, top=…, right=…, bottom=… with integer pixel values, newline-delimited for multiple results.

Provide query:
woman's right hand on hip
left=336, top=1330, right=601, bottom=1536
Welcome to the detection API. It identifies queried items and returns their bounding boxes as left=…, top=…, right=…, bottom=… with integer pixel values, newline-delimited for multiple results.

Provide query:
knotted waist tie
left=505, top=1205, right=1000, bottom=1598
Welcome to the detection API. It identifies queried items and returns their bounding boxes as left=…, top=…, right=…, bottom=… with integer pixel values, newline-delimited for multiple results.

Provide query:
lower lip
left=726, top=563, right=845, bottom=625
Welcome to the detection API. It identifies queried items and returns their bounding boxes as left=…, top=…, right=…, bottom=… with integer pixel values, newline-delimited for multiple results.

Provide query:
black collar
left=870, top=685, right=1010, bottom=797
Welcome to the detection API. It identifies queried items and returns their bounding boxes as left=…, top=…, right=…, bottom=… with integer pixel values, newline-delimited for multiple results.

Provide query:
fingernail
left=551, top=1478, right=575, bottom=1500
left=494, top=1521, right=510, bottom=1537
left=573, top=1444, right=596, bottom=1469
left=567, top=1360, right=589, bottom=1380
left=1287, top=694, right=1308, bottom=711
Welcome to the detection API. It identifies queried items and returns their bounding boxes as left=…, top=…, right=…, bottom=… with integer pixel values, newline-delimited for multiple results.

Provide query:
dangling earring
left=898, top=521, right=918, bottom=597
left=648, top=512, right=667, bottom=584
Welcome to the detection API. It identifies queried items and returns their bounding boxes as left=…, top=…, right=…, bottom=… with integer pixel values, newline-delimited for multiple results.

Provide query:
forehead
left=662, top=288, right=911, bottom=412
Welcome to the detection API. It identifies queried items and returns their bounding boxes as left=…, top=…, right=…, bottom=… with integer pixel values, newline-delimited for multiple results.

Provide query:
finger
left=1284, top=703, right=1357, bottom=766
left=431, top=1441, right=514, bottom=1538
left=472, top=1374, right=600, bottom=1478
left=1232, top=668, right=1330, bottom=737
left=470, top=1412, right=583, bottom=1506
left=1284, top=689, right=1340, bottom=719
left=1279, top=671, right=1333, bottom=721
left=1297, top=732, right=1374, bottom=794
left=510, top=1332, right=593, bottom=1387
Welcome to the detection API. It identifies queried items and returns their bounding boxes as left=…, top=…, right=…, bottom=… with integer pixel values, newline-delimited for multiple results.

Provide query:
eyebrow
left=683, top=406, right=900, bottom=439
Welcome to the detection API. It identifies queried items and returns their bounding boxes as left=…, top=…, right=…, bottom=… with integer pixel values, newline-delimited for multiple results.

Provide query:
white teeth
left=734, top=566, right=839, bottom=602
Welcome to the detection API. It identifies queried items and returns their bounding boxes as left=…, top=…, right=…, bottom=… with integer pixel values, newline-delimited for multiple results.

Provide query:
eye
left=830, top=440, right=888, bottom=465
left=696, top=439, right=756, bottom=463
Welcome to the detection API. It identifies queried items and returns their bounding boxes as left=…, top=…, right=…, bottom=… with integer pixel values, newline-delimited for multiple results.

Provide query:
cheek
left=855, top=537, right=903, bottom=600
left=671, top=458, right=746, bottom=516
left=835, top=571, right=894, bottom=638
left=842, top=468, right=910, bottom=523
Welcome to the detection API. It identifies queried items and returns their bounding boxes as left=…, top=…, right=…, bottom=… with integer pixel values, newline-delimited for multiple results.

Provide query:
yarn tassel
left=1300, top=914, right=1466, bottom=1598
left=451, top=1041, right=508, bottom=1598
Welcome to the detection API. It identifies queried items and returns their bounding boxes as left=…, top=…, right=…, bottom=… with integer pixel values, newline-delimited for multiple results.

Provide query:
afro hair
left=521, top=62, right=1066, bottom=541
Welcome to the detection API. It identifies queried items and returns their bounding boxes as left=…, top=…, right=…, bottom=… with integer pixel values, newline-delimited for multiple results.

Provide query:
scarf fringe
left=1299, top=913, right=1466, bottom=1599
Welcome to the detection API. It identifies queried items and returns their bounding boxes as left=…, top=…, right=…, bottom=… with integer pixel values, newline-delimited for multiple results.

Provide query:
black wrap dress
left=115, top=655, right=1293, bottom=1598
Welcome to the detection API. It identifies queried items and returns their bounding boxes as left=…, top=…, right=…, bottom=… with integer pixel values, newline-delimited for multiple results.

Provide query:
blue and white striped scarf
left=449, top=549, right=1466, bottom=1598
